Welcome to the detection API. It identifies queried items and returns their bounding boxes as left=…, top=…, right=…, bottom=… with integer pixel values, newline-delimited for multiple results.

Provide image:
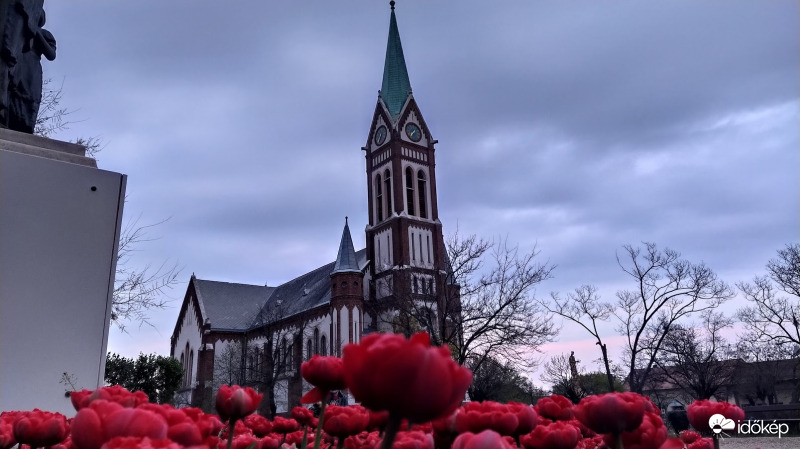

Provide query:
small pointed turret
left=332, top=217, right=360, bottom=273
left=380, top=1, right=412, bottom=119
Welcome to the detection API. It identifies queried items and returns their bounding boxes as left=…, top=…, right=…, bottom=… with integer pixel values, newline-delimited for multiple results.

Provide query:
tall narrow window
left=377, top=239, right=381, bottom=269
left=320, top=335, right=328, bottom=356
left=417, top=170, right=427, bottom=218
left=376, top=174, right=383, bottom=222
left=405, top=167, right=415, bottom=215
left=282, top=338, right=288, bottom=372
left=188, top=350, right=193, bottom=386
left=419, top=234, right=424, bottom=263
left=180, top=353, right=185, bottom=386
left=314, top=328, right=320, bottom=355
left=411, top=232, right=416, bottom=261
left=306, top=339, right=312, bottom=361
left=384, top=169, right=392, bottom=217
left=427, top=235, right=432, bottom=262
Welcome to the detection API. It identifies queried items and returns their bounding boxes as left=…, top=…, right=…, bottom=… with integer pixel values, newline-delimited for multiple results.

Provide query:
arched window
left=384, top=169, right=392, bottom=217
left=417, top=170, right=427, bottom=219
left=188, top=350, right=194, bottom=387
left=281, top=338, right=288, bottom=372
left=320, top=335, right=328, bottom=356
left=314, top=328, right=320, bottom=354
left=184, top=342, right=190, bottom=386
left=376, top=174, right=383, bottom=222
left=306, top=339, right=312, bottom=361
left=405, top=167, right=415, bottom=215
left=179, top=352, right=185, bottom=386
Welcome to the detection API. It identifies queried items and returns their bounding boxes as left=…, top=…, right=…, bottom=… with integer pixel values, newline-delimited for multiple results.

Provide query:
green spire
left=381, top=1, right=411, bottom=120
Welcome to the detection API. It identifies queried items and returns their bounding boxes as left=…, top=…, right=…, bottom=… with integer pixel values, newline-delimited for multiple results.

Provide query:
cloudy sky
left=42, top=1, right=797, bottom=382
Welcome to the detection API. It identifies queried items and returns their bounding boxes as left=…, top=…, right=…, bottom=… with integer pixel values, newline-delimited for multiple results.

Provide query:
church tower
left=364, top=2, right=448, bottom=322
left=330, top=217, right=364, bottom=356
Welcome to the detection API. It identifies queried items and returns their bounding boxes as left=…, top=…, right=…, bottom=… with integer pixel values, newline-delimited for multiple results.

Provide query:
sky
left=41, top=1, right=798, bottom=384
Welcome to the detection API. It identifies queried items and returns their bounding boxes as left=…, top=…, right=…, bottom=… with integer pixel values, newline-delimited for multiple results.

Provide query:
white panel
left=0, top=149, right=125, bottom=416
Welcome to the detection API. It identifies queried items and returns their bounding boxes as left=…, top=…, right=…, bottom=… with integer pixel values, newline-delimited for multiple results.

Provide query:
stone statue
left=0, top=0, right=56, bottom=133
left=569, top=351, right=579, bottom=379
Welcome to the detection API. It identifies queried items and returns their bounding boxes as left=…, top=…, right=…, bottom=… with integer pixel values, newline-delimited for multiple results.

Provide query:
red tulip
left=99, top=436, right=181, bottom=449
left=91, top=386, right=149, bottom=409
left=573, top=392, right=646, bottom=435
left=230, top=434, right=261, bottom=449
left=520, top=420, right=582, bottom=449
left=259, top=434, right=282, bottom=449
left=657, top=438, right=685, bottom=449
left=455, top=401, right=519, bottom=436
left=215, top=385, right=263, bottom=423
left=508, top=402, right=538, bottom=435
left=243, top=414, right=273, bottom=437
left=534, top=395, right=573, bottom=421
left=342, top=332, right=472, bottom=423
left=452, top=429, right=517, bottom=449
left=390, top=430, right=435, bottom=449
left=0, top=412, right=21, bottom=449
left=285, top=429, right=316, bottom=447
left=688, top=438, right=714, bottom=449
left=575, top=435, right=605, bottom=449
left=12, top=409, right=69, bottom=447
left=71, top=390, right=94, bottom=411
left=104, top=408, right=169, bottom=440
left=603, top=411, right=668, bottom=449
left=323, top=405, right=369, bottom=440
left=343, top=431, right=381, bottom=449
left=291, top=406, right=314, bottom=427
left=686, top=399, right=744, bottom=434
left=271, top=416, right=299, bottom=434
left=301, top=356, right=346, bottom=404
left=679, top=430, right=701, bottom=444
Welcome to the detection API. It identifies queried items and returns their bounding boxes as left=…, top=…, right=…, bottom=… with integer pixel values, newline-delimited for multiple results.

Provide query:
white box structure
left=0, top=129, right=126, bottom=415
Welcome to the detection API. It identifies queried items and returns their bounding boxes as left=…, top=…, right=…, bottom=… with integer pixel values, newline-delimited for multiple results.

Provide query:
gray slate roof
left=333, top=219, right=360, bottom=274
left=193, top=249, right=367, bottom=333
left=193, top=279, right=274, bottom=331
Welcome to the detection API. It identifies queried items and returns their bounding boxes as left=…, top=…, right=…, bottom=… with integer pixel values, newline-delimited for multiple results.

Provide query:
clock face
left=374, top=125, right=387, bottom=146
left=405, top=123, right=422, bottom=142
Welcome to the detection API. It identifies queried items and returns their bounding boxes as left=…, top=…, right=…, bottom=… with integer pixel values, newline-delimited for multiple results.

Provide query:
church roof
left=193, top=279, right=274, bottom=332
left=192, top=249, right=367, bottom=333
left=332, top=218, right=360, bottom=273
left=380, top=2, right=412, bottom=120
left=255, top=249, right=366, bottom=326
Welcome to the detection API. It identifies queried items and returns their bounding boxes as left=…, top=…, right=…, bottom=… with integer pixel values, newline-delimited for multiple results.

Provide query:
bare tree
left=242, top=300, right=315, bottom=418
left=652, top=311, right=737, bottom=401
left=540, top=353, right=622, bottom=404
left=112, top=216, right=181, bottom=330
left=384, top=232, right=558, bottom=376
left=541, top=285, right=616, bottom=391
left=737, top=244, right=800, bottom=348
left=616, top=242, right=733, bottom=394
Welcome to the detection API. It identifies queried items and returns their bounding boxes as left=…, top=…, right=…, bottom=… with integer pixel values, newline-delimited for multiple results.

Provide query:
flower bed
left=0, top=332, right=742, bottom=449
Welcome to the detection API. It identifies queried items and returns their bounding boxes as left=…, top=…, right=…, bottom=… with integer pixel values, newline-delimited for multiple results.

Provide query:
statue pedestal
left=0, top=128, right=126, bottom=415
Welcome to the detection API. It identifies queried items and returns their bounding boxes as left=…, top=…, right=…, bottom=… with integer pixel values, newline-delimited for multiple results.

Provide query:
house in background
left=169, top=3, right=458, bottom=414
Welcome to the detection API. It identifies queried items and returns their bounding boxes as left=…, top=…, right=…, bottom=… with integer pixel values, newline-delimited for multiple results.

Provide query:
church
left=170, top=3, right=456, bottom=414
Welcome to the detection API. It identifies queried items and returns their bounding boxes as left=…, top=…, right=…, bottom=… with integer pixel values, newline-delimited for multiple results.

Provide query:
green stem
left=611, top=432, right=624, bottom=449
left=300, top=426, right=308, bottom=449
left=314, top=401, right=327, bottom=449
left=380, top=414, right=402, bottom=449
left=226, top=420, right=235, bottom=449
